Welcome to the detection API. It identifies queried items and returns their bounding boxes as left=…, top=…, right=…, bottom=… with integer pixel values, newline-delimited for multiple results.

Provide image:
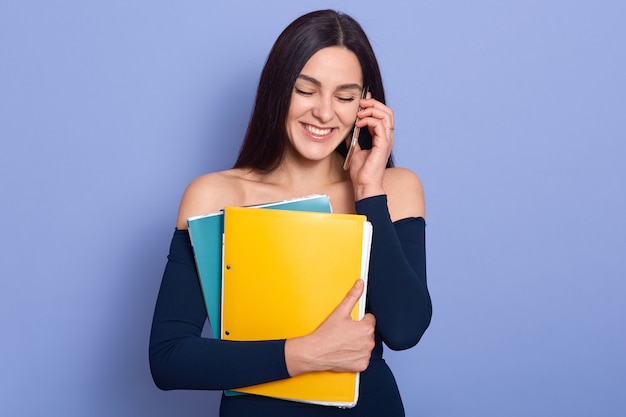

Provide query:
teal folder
left=187, top=194, right=332, bottom=339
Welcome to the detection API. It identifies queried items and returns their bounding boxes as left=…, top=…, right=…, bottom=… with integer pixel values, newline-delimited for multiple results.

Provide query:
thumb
left=331, top=279, right=365, bottom=319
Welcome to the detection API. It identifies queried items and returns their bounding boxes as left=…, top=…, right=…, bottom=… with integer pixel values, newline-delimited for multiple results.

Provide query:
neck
left=262, top=152, right=349, bottom=195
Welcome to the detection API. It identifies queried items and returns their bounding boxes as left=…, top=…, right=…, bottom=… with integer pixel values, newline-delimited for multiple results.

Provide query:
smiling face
left=284, top=46, right=363, bottom=163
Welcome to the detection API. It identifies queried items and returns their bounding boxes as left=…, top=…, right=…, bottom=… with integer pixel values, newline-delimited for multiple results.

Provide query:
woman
left=149, top=9, right=432, bottom=416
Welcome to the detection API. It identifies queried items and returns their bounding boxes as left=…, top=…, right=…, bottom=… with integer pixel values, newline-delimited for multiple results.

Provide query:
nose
left=311, top=94, right=335, bottom=123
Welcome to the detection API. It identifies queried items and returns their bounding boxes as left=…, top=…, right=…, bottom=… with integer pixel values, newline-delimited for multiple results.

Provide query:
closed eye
left=295, top=87, right=313, bottom=96
left=337, top=96, right=356, bottom=103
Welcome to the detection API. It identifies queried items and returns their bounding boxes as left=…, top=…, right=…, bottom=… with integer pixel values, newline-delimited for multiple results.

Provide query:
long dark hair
left=234, top=9, right=394, bottom=172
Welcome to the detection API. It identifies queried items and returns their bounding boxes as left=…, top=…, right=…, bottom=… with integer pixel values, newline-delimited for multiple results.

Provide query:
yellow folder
left=221, top=206, right=372, bottom=407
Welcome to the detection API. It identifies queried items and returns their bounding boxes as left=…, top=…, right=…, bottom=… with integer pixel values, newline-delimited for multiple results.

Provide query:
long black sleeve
left=149, top=195, right=431, bottom=392
left=356, top=195, right=432, bottom=350
left=149, top=230, right=290, bottom=390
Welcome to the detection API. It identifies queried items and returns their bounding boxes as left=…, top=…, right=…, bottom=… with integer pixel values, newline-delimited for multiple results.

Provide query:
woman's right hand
left=284, top=280, right=376, bottom=376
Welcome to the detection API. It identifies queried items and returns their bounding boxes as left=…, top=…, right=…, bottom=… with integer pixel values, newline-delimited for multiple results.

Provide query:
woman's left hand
left=347, top=95, right=395, bottom=200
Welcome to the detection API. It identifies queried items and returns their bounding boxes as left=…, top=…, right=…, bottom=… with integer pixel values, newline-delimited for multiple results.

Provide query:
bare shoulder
left=175, top=169, right=247, bottom=229
left=383, top=167, right=426, bottom=222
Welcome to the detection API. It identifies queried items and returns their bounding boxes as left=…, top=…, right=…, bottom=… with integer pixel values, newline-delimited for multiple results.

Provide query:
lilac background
left=1, top=1, right=625, bottom=416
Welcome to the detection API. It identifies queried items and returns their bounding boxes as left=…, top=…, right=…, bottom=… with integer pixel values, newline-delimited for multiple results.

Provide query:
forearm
left=356, top=195, right=432, bottom=350
left=149, top=230, right=290, bottom=390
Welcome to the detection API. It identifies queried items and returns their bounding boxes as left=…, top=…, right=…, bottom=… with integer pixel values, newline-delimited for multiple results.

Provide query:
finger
left=359, top=314, right=376, bottom=335
left=356, top=117, right=394, bottom=150
left=357, top=107, right=393, bottom=127
left=358, top=98, right=392, bottom=114
left=332, top=279, right=365, bottom=318
left=362, top=312, right=376, bottom=326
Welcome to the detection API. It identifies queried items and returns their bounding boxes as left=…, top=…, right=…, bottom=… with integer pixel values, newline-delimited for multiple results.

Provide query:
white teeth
left=305, top=124, right=332, bottom=136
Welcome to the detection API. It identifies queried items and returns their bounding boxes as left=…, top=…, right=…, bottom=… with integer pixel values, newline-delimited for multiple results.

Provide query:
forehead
left=298, top=47, right=362, bottom=87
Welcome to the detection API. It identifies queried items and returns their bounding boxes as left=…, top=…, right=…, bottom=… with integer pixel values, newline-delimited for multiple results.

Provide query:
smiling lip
left=301, top=123, right=335, bottom=141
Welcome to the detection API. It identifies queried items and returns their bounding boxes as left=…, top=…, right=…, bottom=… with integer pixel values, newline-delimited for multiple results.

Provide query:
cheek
left=339, top=105, right=359, bottom=126
left=287, top=95, right=308, bottom=119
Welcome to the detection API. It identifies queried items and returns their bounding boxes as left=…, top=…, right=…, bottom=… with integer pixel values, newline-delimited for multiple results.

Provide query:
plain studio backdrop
left=1, top=1, right=624, bottom=416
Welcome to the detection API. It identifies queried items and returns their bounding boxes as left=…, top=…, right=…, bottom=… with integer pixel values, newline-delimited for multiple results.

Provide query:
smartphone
left=343, top=86, right=369, bottom=170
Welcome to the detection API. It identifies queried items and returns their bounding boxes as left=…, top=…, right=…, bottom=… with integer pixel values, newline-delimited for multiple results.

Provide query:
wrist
left=284, top=336, right=317, bottom=377
left=354, top=184, right=385, bottom=201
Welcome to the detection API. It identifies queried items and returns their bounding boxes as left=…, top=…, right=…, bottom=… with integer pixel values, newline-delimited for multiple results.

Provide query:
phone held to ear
left=343, top=86, right=369, bottom=171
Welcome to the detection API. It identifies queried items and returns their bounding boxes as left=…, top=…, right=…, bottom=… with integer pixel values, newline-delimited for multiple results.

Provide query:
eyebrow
left=297, top=74, right=362, bottom=92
